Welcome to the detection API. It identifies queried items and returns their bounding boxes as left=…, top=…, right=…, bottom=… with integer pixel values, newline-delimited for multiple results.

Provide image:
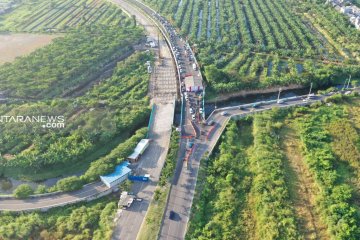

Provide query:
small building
left=127, top=139, right=151, bottom=162
left=185, top=75, right=203, bottom=92
left=100, top=162, right=132, bottom=188
left=118, top=191, right=135, bottom=208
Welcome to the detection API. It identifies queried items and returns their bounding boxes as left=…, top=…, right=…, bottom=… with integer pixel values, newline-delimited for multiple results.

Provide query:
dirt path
left=281, top=124, right=329, bottom=240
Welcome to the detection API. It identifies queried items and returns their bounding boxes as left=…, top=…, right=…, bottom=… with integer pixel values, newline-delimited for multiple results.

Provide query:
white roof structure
left=128, top=139, right=151, bottom=161
left=185, top=75, right=203, bottom=92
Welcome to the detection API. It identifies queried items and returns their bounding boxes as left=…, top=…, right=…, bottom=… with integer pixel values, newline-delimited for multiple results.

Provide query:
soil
left=281, top=124, right=329, bottom=240
left=0, top=33, right=60, bottom=65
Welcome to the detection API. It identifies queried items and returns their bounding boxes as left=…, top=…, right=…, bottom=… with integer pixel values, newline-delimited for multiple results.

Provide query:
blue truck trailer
left=128, top=174, right=150, bottom=182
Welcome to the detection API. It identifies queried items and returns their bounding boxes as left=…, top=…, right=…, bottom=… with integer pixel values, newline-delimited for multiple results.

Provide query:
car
left=169, top=210, right=176, bottom=220
left=302, top=98, right=309, bottom=102
left=238, top=106, right=245, bottom=110
left=135, top=198, right=143, bottom=202
left=207, top=120, right=214, bottom=126
left=189, top=108, right=194, bottom=114
left=277, top=99, right=285, bottom=104
left=192, top=114, right=196, bottom=120
left=199, top=108, right=203, bottom=114
left=220, top=111, right=228, bottom=116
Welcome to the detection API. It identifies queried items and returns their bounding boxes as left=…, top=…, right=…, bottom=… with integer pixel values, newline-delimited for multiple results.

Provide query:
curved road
left=0, top=182, right=108, bottom=211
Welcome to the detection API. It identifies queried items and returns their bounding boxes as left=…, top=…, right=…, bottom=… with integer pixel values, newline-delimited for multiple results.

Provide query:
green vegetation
left=0, top=50, right=152, bottom=181
left=0, top=0, right=131, bottom=32
left=143, top=0, right=360, bottom=95
left=13, top=183, right=34, bottom=199
left=138, top=128, right=180, bottom=240
left=0, top=27, right=143, bottom=99
left=294, top=99, right=360, bottom=239
left=0, top=196, right=117, bottom=240
left=188, top=95, right=360, bottom=239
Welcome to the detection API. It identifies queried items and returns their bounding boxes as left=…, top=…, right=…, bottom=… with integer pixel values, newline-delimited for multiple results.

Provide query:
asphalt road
left=110, top=0, right=177, bottom=240
left=0, top=181, right=108, bottom=211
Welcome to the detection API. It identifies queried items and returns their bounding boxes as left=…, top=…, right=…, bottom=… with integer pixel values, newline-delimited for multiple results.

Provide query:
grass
left=137, top=184, right=171, bottom=240
left=280, top=123, right=329, bottom=240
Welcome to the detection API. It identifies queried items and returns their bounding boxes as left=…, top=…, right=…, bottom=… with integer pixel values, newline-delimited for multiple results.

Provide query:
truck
left=192, top=63, right=197, bottom=71
left=187, top=139, right=194, bottom=149
left=128, top=174, right=150, bottom=182
left=252, top=102, right=261, bottom=108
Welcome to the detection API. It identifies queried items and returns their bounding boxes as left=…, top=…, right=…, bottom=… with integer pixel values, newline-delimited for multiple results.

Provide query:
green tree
left=14, top=184, right=34, bottom=199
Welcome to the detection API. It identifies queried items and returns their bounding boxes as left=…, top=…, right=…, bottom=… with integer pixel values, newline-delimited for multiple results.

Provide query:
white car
left=199, top=108, right=203, bottom=114
left=191, top=114, right=196, bottom=120
left=190, top=108, right=194, bottom=114
left=220, top=111, right=228, bottom=116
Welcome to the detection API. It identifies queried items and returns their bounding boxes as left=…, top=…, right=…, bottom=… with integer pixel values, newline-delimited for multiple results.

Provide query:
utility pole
left=346, top=75, right=352, bottom=89
left=158, top=34, right=161, bottom=60
left=277, top=88, right=282, bottom=103
left=308, top=82, right=313, bottom=98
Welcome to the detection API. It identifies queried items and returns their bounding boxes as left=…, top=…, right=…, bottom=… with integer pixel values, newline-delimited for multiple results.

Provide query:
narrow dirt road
left=281, top=125, right=329, bottom=240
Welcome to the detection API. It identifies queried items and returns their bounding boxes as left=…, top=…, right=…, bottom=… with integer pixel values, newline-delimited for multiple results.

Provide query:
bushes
left=0, top=26, right=143, bottom=99
left=159, top=128, right=180, bottom=186
left=0, top=198, right=117, bottom=240
left=54, top=176, right=84, bottom=192
left=296, top=107, right=360, bottom=239
left=0, top=52, right=152, bottom=178
left=250, top=112, right=301, bottom=239
left=13, top=184, right=34, bottom=199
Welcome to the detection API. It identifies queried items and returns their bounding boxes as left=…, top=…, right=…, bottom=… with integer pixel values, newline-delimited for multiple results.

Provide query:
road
left=110, top=0, right=177, bottom=240
left=0, top=181, right=108, bottom=211
left=160, top=89, right=359, bottom=239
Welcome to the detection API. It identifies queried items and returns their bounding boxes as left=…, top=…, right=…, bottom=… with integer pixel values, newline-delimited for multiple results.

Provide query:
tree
left=14, top=184, right=34, bottom=199
left=55, top=176, right=83, bottom=192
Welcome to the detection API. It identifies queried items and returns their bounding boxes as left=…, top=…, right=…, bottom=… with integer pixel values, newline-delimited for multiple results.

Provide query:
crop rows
left=0, top=0, right=131, bottom=32
left=145, top=0, right=320, bottom=53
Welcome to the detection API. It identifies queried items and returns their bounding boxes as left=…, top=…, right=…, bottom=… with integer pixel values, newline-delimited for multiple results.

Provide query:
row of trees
left=250, top=111, right=301, bottom=239
left=0, top=0, right=132, bottom=32
left=186, top=121, right=250, bottom=239
left=0, top=26, right=143, bottom=99
left=0, top=52, right=152, bottom=179
left=0, top=197, right=117, bottom=239
left=296, top=103, right=360, bottom=239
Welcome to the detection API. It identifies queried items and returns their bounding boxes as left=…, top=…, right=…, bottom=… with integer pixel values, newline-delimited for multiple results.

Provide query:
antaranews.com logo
left=0, top=115, right=65, bottom=129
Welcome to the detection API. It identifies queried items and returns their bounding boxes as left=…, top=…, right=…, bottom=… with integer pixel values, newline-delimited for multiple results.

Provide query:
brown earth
left=281, top=124, right=330, bottom=240
left=0, top=33, right=60, bottom=65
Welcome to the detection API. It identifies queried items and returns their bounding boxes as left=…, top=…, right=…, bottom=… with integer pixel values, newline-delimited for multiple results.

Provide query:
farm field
left=187, top=94, right=360, bottom=239
left=0, top=0, right=131, bottom=32
left=143, top=0, right=360, bottom=95
left=0, top=33, right=59, bottom=64
left=0, top=27, right=144, bottom=99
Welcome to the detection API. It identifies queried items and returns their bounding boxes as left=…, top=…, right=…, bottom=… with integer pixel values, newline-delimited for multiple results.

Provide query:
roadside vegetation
left=143, top=0, right=360, bottom=95
left=187, top=94, right=360, bottom=239
left=0, top=196, right=117, bottom=240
